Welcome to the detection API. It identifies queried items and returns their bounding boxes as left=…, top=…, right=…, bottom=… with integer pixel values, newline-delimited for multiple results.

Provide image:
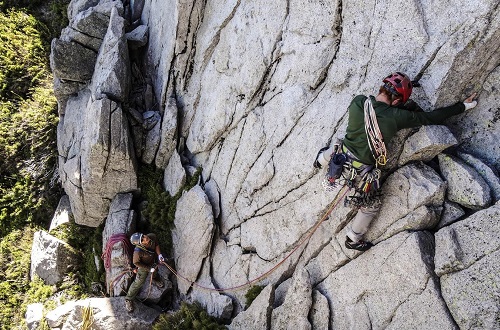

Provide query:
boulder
left=434, top=203, right=500, bottom=276
left=50, top=38, right=97, bottom=82
left=70, top=7, right=109, bottom=41
left=435, top=203, right=500, bottom=329
left=210, top=239, right=252, bottom=307
left=155, top=96, right=178, bottom=169
left=53, top=76, right=87, bottom=115
left=102, top=193, right=136, bottom=296
left=126, top=25, right=149, bottom=49
left=190, top=261, right=233, bottom=319
left=163, top=150, right=186, bottom=196
left=25, top=303, right=44, bottom=330
left=310, top=290, right=330, bottom=330
left=45, top=297, right=159, bottom=329
left=228, top=284, right=274, bottom=330
left=30, top=231, right=78, bottom=285
left=436, top=200, right=465, bottom=229
left=203, top=179, right=221, bottom=219
left=457, top=151, right=500, bottom=202
left=361, top=163, right=446, bottom=244
left=91, top=7, right=131, bottom=102
left=67, top=0, right=100, bottom=22
left=398, top=125, right=458, bottom=166
left=271, top=268, right=312, bottom=330
left=172, top=185, right=215, bottom=294
left=438, top=153, right=491, bottom=209
left=141, top=110, right=162, bottom=164
left=49, top=195, right=73, bottom=232
left=318, top=232, right=457, bottom=329
left=60, top=27, right=102, bottom=53
left=58, top=91, right=137, bottom=226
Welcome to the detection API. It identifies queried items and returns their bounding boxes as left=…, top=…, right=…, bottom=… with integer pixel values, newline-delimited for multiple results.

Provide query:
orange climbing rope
left=161, top=185, right=350, bottom=293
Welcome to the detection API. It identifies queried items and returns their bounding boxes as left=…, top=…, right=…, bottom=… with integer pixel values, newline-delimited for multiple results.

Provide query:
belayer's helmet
left=130, top=233, right=143, bottom=246
left=382, top=72, right=413, bottom=103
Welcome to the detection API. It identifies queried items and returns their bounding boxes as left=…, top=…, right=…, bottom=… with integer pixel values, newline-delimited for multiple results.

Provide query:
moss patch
left=153, top=302, right=227, bottom=330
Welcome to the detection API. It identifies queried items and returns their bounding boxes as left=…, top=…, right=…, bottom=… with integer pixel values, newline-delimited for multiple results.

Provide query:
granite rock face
left=43, top=0, right=500, bottom=328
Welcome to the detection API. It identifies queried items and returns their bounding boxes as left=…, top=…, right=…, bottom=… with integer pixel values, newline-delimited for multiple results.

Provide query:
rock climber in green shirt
left=314, top=72, right=478, bottom=251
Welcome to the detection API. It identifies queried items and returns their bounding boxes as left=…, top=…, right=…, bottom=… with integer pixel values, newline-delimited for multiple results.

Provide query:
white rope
left=364, top=98, right=387, bottom=166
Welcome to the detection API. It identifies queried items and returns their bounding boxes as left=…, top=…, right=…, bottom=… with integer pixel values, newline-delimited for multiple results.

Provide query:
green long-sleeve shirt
left=343, top=95, right=466, bottom=165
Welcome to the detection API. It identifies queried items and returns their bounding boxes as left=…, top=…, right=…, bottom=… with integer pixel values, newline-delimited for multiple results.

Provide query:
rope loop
left=161, top=185, right=350, bottom=293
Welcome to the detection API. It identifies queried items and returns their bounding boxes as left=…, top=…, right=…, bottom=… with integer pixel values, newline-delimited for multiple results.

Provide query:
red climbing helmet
left=382, top=72, right=413, bottom=103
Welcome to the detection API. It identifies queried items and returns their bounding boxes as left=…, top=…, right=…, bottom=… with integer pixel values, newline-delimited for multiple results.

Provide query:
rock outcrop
left=30, top=231, right=78, bottom=285
left=39, top=0, right=500, bottom=328
left=45, top=297, right=159, bottom=329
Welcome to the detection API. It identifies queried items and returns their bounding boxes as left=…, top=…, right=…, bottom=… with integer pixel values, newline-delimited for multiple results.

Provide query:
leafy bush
left=153, top=302, right=227, bottom=330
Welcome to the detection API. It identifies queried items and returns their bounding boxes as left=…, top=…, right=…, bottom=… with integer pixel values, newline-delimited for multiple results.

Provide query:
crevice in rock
left=200, top=0, right=242, bottom=74
left=69, top=25, right=106, bottom=42
left=64, top=38, right=100, bottom=54
left=178, top=0, right=208, bottom=89
left=224, top=117, right=247, bottom=190
left=413, top=45, right=444, bottom=83
left=310, top=0, right=343, bottom=91
left=248, top=1, right=289, bottom=108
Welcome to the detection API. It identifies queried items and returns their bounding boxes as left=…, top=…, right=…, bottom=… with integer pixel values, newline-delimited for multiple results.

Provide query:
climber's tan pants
left=346, top=204, right=380, bottom=243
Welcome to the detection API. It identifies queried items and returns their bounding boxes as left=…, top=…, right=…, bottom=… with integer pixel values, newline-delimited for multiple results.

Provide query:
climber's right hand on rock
left=463, top=92, right=478, bottom=110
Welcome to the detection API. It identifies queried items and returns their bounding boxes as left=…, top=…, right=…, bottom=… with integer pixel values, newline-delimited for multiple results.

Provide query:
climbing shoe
left=345, top=236, right=373, bottom=251
left=125, top=299, right=134, bottom=313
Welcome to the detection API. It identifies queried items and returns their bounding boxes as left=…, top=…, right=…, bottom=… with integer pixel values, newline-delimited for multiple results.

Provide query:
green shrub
left=50, top=221, right=105, bottom=291
left=0, top=227, right=55, bottom=329
left=244, top=285, right=264, bottom=308
left=0, top=8, right=60, bottom=238
left=153, top=302, right=227, bottom=330
left=138, top=164, right=201, bottom=255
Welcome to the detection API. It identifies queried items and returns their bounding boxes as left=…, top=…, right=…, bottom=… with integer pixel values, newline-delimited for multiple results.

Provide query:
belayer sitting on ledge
left=314, top=72, right=478, bottom=251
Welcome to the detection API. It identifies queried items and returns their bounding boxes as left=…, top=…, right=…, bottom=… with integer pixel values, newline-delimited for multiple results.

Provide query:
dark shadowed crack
left=248, top=0, right=290, bottom=108
left=177, top=0, right=209, bottom=89
left=310, top=0, right=344, bottom=90
left=200, top=0, right=242, bottom=73
left=413, top=45, right=444, bottom=83
left=223, top=116, right=247, bottom=189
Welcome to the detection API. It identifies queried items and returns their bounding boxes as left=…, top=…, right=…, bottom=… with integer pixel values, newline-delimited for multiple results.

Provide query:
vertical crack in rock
left=310, top=0, right=344, bottom=91
left=248, top=0, right=290, bottom=108
left=200, top=0, right=242, bottom=73
left=224, top=117, right=247, bottom=189
left=413, top=45, right=444, bottom=83
left=178, top=0, right=208, bottom=90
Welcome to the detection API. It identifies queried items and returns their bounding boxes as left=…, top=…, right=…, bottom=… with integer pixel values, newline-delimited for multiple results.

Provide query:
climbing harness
left=160, top=185, right=351, bottom=293
left=364, top=98, right=387, bottom=167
